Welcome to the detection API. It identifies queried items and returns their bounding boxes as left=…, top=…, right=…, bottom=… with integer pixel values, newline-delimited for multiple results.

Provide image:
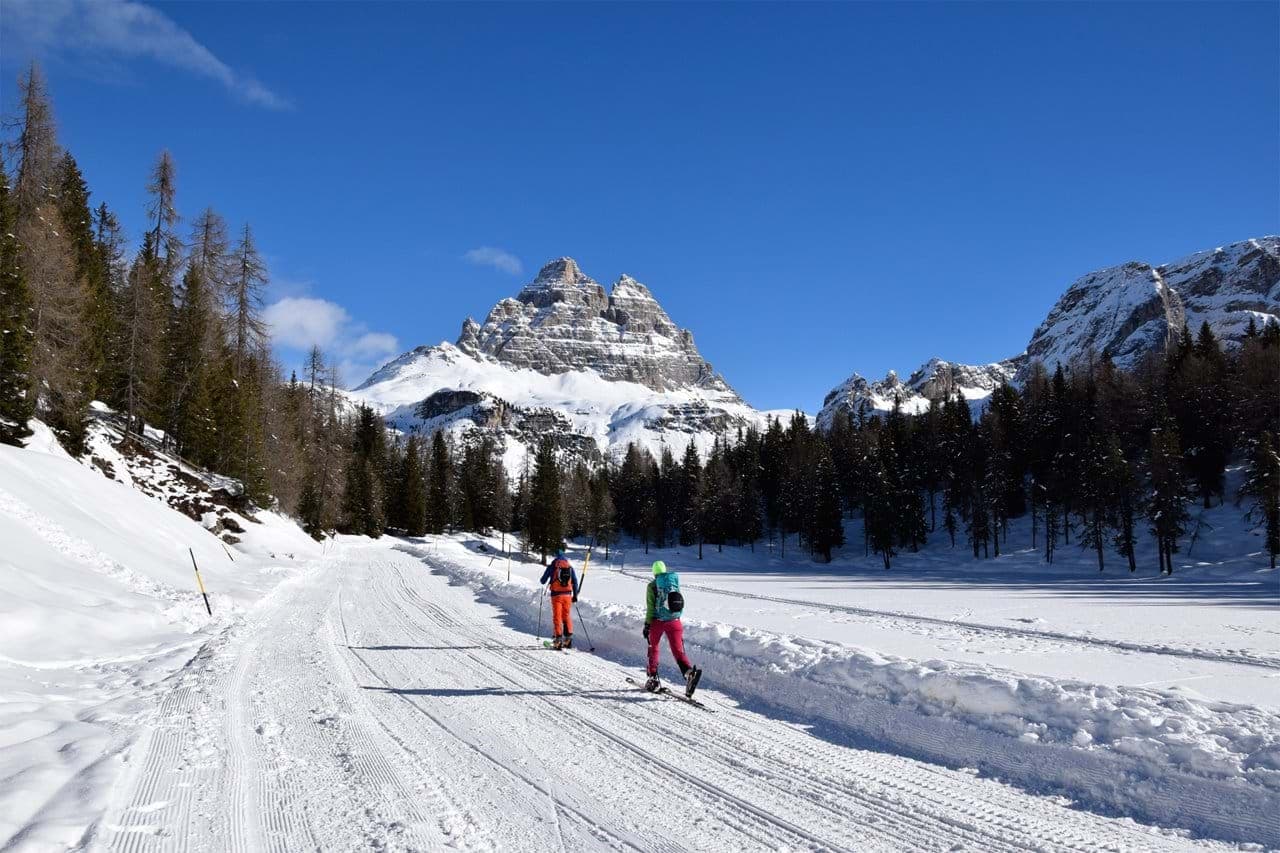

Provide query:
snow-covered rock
left=1018, top=236, right=1278, bottom=379
left=818, top=236, right=1279, bottom=428
left=351, top=258, right=777, bottom=463
left=458, top=258, right=732, bottom=393
left=817, top=360, right=1014, bottom=429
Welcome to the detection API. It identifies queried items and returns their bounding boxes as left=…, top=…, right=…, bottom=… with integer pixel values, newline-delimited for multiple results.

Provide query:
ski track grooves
left=616, top=569, right=1280, bottom=670
left=95, top=544, right=1224, bottom=852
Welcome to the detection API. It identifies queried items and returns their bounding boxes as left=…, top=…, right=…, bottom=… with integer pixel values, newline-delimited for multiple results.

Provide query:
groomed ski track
left=94, top=543, right=1225, bottom=852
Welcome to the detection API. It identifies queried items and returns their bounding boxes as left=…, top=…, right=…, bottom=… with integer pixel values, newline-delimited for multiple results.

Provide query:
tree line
left=0, top=64, right=353, bottom=516
left=337, top=316, right=1277, bottom=574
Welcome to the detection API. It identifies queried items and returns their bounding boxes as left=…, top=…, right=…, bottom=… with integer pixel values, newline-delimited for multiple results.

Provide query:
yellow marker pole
left=578, top=538, right=594, bottom=594
left=190, top=548, right=213, bottom=616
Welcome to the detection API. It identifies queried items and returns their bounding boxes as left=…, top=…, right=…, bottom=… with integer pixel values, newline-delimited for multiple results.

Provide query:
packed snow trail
left=94, top=543, right=1226, bottom=852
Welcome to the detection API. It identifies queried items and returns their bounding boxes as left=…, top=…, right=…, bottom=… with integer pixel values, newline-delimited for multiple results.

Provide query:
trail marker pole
left=190, top=548, right=213, bottom=616
left=577, top=536, right=595, bottom=595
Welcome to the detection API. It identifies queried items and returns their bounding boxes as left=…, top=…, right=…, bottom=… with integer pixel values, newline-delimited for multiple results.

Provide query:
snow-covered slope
left=0, top=422, right=320, bottom=849
left=818, top=236, right=1279, bottom=427
left=351, top=259, right=780, bottom=463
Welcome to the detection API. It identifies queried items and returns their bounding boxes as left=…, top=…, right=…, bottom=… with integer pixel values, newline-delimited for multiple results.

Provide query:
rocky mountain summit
left=818, top=237, right=1279, bottom=428
left=1021, top=236, right=1278, bottom=380
left=350, top=259, right=768, bottom=465
left=455, top=258, right=733, bottom=394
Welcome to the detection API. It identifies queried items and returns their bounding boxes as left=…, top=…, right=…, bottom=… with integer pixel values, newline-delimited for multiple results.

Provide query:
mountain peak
left=457, top=317, right=481, bottom=354
left=532, top=256, right=592, bottom=286
left=517, top=257, right=606, bottom=310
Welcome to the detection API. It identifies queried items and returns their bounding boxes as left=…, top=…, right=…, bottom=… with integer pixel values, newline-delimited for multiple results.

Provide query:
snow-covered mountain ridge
left=351, top=259, right=779, bottom=464
left=818, top=236, right=1279, bottom=428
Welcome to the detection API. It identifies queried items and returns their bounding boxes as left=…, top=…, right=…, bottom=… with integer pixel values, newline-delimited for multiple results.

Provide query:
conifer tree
left=866, top=431, right=899, bottom=569
left=340, top=404, right=387, bottom=537
left=1241, top=432, right=1280, bottom=569
left=678, top=441, right=702, bottom=549
left=11, top=64, right=86, bottom=450
left=1148, top=420, right=1190, bottom=574
left=1078, top=434, right=1112, bottom=570
left=427, top=430, right=453, bottom=534
left=228, top=223, right=268, bottom=376
left=165, top=263, right=217, bottom=463
left=57, top=153, right=112, bottom=406
left=613, top=443, right=647, bottom=538
left=810, top=442, right=844, bottom=562
left=1104, top=435, right=1140, bottom=572
left=526, top=438, right=564, bottom=561
left=0, top=167, right=34, bottom=445
left=587, top=468, right=617, bottom=555
left=145, top=149, right=182, bottom=292
left=392, top=434, right=428, bottom=535
left=118, top=237, right=166, bottom=436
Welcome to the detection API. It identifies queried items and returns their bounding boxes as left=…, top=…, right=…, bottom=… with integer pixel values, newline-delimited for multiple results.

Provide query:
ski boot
left=563, top=633, right=573, bottom=649
left=551, top=635, right=563, bottom=650
left=684, top=666, right=703, bottom=698
left=644, top=674, right=661, bottom=693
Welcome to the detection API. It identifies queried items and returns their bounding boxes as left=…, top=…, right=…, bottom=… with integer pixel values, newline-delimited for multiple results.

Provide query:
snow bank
left=415, top=538, right=1280, bottom=846
left=0, top=424, right=320, bottom=850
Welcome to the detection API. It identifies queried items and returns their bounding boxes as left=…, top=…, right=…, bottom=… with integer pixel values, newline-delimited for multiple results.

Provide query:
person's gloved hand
left=642, top=624, right=651, bottom=640
left=572, top=595, right=578, bottom=603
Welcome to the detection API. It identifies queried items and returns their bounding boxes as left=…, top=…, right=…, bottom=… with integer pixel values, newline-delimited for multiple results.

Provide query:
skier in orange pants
left=540, top=552, right=580, bottom=649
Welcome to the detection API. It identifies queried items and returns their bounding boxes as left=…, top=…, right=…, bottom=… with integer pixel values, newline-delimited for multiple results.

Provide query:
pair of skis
left=542, top=640, right=594, bottom=652
left=625, top=676, right=712, bottom=711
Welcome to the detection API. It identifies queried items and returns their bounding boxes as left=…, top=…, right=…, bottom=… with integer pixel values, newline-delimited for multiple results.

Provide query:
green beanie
left=651, top=560, right=667, bottom=575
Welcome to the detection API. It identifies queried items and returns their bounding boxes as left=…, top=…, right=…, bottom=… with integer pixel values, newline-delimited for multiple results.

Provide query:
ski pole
left=189, top=548, right=213, bottom=616
left=573, top=601, right=595, bottom=652
left=537, top=583, right=545, bottom=640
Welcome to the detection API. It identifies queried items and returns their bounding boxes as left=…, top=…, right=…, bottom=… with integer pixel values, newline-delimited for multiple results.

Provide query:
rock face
left=817, top=361, right=1013, bottom=430
left=350, top=258, right=767, bottom=465
left=1020, top=237, right=1278, bottom=380
left=818, top=236, right=1279, bottom=428
left=456, top=258, right=733, bottom=394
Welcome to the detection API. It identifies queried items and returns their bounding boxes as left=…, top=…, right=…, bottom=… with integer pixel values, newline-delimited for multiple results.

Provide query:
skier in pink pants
left=643, top=561, right=703, bottom=697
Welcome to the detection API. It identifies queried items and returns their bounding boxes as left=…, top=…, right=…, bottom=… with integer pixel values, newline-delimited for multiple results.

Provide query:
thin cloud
left=3, top=0, right=292, bottom=110
left=264, top=297, right=349, bottom=350
left=347, top=332, right=400, bottom=360
left=263, top=295, right=400, bottom=388
left=464, top=246, right=523, bottom=276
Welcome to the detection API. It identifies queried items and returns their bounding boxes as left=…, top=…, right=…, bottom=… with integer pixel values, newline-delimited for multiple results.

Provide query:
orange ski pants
left=551, top=594, right=573, bottom=636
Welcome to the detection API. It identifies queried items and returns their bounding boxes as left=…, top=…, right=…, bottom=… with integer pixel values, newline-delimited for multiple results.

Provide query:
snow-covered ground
left=419, top=485, right=1279, bottom=847
left=0, top=423, right=322, bottom=850
left=92, top=542, right=1246, bottom=851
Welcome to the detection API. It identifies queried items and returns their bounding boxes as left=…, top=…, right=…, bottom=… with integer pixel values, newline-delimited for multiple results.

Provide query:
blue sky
left=2, top=1, right=1276, bottom=408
